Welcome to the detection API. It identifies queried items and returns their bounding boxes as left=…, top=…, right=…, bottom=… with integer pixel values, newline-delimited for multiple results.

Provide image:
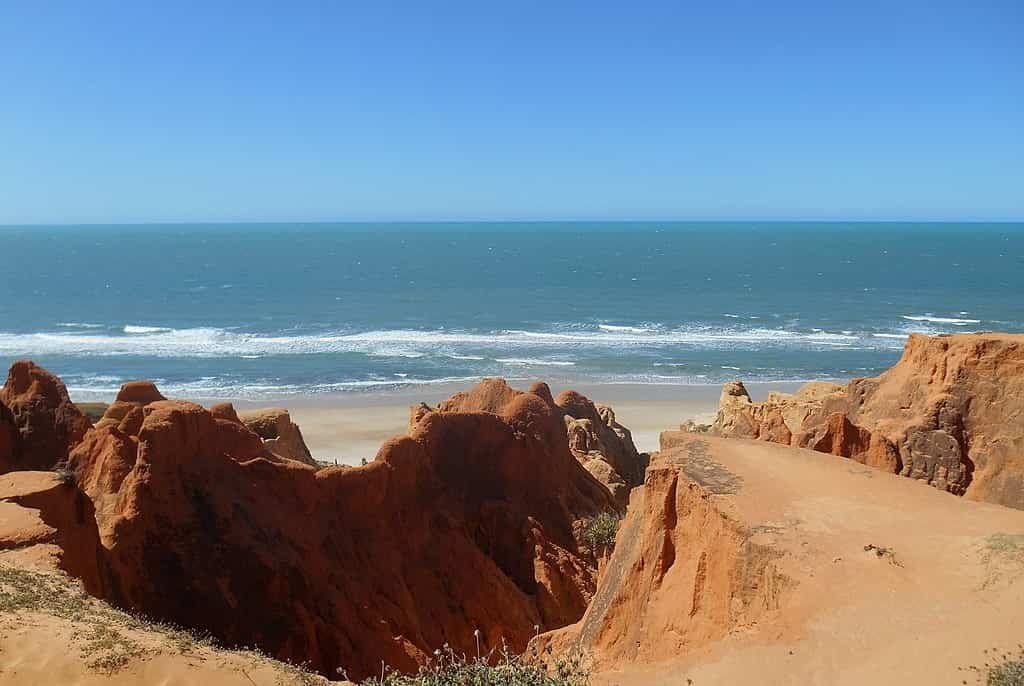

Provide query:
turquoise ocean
left=0, top=222, right=1021, bottom=400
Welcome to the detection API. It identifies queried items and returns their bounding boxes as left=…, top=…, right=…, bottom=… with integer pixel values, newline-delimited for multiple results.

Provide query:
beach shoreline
left=72, top=379, right=816, bottom=465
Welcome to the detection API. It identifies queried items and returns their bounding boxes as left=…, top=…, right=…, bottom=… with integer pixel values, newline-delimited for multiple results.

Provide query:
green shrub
left=53, top=468, right=77, bottom=488
left=358, top=644, right=587, bottom=686
left=583, top=512, right=620, bottom=550
left=962, top=646, right=1024, bottom=685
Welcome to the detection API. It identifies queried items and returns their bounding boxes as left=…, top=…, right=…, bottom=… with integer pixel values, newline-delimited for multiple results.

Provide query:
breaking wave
left=0, top=323, right=902, bottom=359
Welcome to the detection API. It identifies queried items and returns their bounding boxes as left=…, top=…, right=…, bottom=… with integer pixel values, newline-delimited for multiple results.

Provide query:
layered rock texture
left=711, top=333, right=1024, bottom=509
left=537, top=437, right=789, bottom=668
left=58, top=376, right=614, bottom=680
left=0, top=361, right=91, bottom=472
left=540, top=432, right=1024, bottom=684
left=712, top=380, right=843, bottom=445
left=556, top=391, right=647, bottom=508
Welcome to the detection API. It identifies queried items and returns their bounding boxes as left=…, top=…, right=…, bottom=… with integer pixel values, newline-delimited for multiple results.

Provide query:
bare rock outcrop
left=67, top=377, right=614, bottom=680
left=414, top=380, right=647, bottom=510
left=535, top=445, right=788, bottom=668
left=555, top=390, right=647, bottom=508
left=0, top=361, right=91, bottom=472
left=0, top=471, right=110, bottom=597
left=237, top=407, right=317, bottom=467
left=794, top=333, right=1024, bottom=506
left=711, top=380, right=842, bottom=444
left=713, top=333, right=1024, bottom=509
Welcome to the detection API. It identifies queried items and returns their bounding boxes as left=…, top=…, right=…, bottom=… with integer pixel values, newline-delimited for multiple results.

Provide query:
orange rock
left=555, top=390, right=647, bottom=490
left=0, top=361, right=91, bottom=472
left=535, top=451, right=788, bottom=668
left=716, top=334, right=1024, bottom=508
left=114, top=380, right=166, bottom=404
left=67, top=378, right=614, bottom=680
left=0, top=400, right=19, bottom=467
left=237, top=407, right=317, bottom=467
left=0, top=471, right=110, bottom=597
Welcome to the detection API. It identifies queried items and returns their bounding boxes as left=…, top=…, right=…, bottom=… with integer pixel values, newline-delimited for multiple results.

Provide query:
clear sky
left=1, top=1, right=1021, bottom=224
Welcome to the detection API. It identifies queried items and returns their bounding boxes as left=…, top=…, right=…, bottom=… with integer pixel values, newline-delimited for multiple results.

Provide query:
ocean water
left=0, top=222, right=1021, bottom=400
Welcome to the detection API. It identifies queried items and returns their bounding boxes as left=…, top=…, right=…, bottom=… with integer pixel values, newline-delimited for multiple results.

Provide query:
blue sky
left=1, top=1, right=1021, bottom=223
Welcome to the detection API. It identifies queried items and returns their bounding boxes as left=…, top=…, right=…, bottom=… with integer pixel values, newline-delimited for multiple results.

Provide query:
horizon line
left=2, top=218, right=1023, bottom=228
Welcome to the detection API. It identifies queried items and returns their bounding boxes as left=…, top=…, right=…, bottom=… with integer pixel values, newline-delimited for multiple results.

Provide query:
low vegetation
left=961, top=645, right=1024, bottom=685
left=53, top=466, right=77, bottom=487
left=357, top=644, right=588, bottom=686
left=0, top=565, right=323, bottom=683
left=583, top=512, right=620, bottom=550
left=979, top=533, right=1024, bottom=590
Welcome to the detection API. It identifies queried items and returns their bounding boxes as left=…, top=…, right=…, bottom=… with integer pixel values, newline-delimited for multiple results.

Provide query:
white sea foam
left=495, top=358, right=576, bottom=366
left=64, top=375, right=491, bottom=400
left=902, top=315, right=980, bottom=325
left=0, top=323, right=901, bottom=360
left=124, top=325, right=174, bottom=334
left=598, top=324, right=652, bottom=334
left=56, top=322, right=104, bottom=329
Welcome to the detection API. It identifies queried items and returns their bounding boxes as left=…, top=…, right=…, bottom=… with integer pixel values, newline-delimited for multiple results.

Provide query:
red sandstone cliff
left=556, top=390, right=647, bottom=508
left=65, top=377, right=614, bottom=680
left=711, top=333, right=1024, bottom=509
left=0, top=361, right=91, bottom=472
left=535, top=437, right=789, bottom=668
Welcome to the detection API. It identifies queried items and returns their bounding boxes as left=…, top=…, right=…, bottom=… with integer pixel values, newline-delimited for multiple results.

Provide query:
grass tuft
left=962, top=645, right=1024, bottom=685
left=358, top=643, right=588, bottom=686
left=583, top=512, right=620, bottom=551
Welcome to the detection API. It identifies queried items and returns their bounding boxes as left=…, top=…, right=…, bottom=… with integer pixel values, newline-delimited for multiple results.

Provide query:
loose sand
left=586, top=434, right=1024, bottom=686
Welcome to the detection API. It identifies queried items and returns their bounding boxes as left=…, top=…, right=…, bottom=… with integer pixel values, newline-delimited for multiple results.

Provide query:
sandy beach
left=229, top=380, right=808, bottom=464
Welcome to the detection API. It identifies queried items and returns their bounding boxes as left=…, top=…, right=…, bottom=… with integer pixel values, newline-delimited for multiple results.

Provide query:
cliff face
left=0, top=361, right=91, bottom=472
left=555, top=390, right=648, bottom=509
left=543, top=432, right=1024, bottom=684
left=711, top=333, right=1024, bottom=509
left=236, top=407, right=318, bottom=467
left=0, top=471, right=110, bottom=598
left=535, top=438, right=789, bottom=668
left=66, top=377, right=614, bottom=680
left=418, top=380, right=648, bottom=510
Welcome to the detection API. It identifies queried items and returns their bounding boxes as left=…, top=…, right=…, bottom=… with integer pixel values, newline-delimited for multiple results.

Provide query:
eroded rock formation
left=712, top=380, right=843, bottom=444
left=237, top=407, right=317, bottom=467
left=65, top=377, right=614, bottom=680
left=712, top=333, right=1024, bottom=509
left=415, top=381, right=648, bottom=510
left=556, top=391, right=647, bottom=508
left=91, top=380, right=165, bottom=432
left=535, top=444, right=789, bottom=667
left=0, top=361, right=91, bottom=472
left=0, top=471, right=110, bottom=597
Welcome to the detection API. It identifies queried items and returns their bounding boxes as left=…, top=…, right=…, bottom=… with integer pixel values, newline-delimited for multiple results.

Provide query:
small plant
left=359, top=642, right=588, bottom=686
left=583, top=512, right=620, bottom=550
left=53, top=467, right=77, bottom=487
left=961, top=645, right=1024, bottom=685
